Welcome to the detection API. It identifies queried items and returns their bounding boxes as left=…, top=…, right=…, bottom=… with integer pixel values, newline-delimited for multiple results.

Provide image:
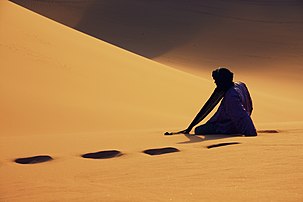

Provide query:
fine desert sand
left=1, top=1, right=303, bottom=201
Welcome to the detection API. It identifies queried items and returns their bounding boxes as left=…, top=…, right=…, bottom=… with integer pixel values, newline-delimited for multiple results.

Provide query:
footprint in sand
left=15, top=155, right=53, bottom=164
left=257, top=130, right=279, bottom=133
left=81, top=150, right=123, bottom=159
left=143, top=147, right=180, bottom=156
left=206, top=142, right=240, bottom=149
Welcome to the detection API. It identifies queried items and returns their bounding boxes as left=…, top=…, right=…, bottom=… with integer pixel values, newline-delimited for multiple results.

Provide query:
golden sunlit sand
left=1, top=1, right=303, bottom=201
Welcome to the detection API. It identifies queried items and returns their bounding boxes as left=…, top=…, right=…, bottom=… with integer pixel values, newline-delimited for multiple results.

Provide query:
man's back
left=207, top=81, right=257, bottom=136
left=175, top=68, right=257, bottom=136
left=233, top=82, right=253, bottom=115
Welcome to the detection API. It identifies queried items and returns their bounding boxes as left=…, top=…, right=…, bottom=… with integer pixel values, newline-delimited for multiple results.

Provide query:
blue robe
left=195, top=82, right=257, bottom=136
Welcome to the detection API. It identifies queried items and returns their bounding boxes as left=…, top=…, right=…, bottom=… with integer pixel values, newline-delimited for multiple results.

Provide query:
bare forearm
left=187, top=88, right=224, bottom=130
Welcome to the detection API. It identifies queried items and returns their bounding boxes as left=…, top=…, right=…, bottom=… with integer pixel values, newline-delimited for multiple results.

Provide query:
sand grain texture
left=1, top=1, right=303, bottom=201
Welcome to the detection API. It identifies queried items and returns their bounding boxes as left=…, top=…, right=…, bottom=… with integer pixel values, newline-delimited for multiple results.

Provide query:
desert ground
left=1, top=1, right=303, bottom=201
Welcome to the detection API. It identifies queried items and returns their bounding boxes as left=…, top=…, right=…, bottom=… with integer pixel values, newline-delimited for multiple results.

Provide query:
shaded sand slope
left=10, top=1, right=303, bottom=79
left=1, top=1, right=303, bottom=202
left=10, top=0, right=303, bottom=112
left=1, top=1, right=211, bottom=136
left=6, top=0, right=303, bottom=125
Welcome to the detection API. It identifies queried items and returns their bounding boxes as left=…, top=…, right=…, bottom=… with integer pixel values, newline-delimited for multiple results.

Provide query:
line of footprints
left=14, top=130, right=279, bottom=165
left=14, top=143, right=240, bottom=165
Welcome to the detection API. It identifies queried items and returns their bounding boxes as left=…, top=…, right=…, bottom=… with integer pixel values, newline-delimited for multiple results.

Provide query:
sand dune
left=1, top=1, right=303, bottom=201
left=10, top=0, right=303, bottom=110
left=10, top=1, right=303, bottom=79
left=1, top=1, right=211, bottom=136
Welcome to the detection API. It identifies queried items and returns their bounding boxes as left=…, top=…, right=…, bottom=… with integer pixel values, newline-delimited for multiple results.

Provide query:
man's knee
left=194, top=125, right=203, bottom=135
left=194, top=123, right=217, bottom=135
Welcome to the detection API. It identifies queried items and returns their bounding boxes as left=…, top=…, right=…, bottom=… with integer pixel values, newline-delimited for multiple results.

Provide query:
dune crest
left=1, top=1, right=303, bottom=201
left=9, top=0, right=303, bottom=108
left=1, top=1, right=212, bottom=136
left=10, top=1, right=303, bottom=75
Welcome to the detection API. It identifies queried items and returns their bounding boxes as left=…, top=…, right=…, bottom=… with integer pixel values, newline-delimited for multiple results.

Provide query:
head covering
left=212, top=67, right=234, bottom=91
left=212, top=67, right=233, bottom=82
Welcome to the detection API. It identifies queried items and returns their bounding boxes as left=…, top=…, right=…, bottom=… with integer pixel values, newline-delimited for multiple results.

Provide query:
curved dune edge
left=1, top=1, right=212, bottom=136
left=7, top=0, right=303, bottom=124
left=1, top=1, right=303, bottom=202
left=10, top=0, right=303, bottom=89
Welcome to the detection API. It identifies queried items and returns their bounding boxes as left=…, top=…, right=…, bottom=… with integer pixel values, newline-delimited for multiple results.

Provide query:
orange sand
left=1, top=1, right=303, bottom=201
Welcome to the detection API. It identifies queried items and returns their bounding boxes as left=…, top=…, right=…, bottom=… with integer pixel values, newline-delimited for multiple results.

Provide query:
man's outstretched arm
left=182, top=88, right=225, bottom=134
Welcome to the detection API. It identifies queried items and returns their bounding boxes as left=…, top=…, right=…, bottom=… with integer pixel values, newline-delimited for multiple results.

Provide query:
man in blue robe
left=180, top=67, right=257, bottom=136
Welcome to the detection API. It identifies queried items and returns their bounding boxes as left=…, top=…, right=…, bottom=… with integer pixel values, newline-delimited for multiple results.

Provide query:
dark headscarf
left=212, top=67, right=234, bottom=91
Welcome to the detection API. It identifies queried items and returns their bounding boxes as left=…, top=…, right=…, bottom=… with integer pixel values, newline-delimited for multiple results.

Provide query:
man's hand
left=184, top=128, right=192, bottom=134
left=179, top=128, right=191, bottom=134
left=164, top=128, right=191, bottom=135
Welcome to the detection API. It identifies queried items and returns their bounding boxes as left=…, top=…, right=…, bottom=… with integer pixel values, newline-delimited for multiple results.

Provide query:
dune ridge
left=1, top=1, right=212, bottom=136
left=9, top=0, right=303, bottom=110
left=10, top=1, right=303, bottom=77
left=1, top=1, right=303, bottom=201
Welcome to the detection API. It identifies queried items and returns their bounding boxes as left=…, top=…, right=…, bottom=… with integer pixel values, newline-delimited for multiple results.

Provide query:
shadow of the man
left=177, top=133, right=242, bottom=144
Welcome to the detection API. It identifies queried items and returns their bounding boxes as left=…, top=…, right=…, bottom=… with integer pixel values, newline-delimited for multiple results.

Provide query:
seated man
left=181, top=67, right=257, bottom=136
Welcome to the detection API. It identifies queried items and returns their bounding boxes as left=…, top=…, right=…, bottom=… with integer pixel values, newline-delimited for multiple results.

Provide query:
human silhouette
left=177, top=67, right=257, bottom=136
